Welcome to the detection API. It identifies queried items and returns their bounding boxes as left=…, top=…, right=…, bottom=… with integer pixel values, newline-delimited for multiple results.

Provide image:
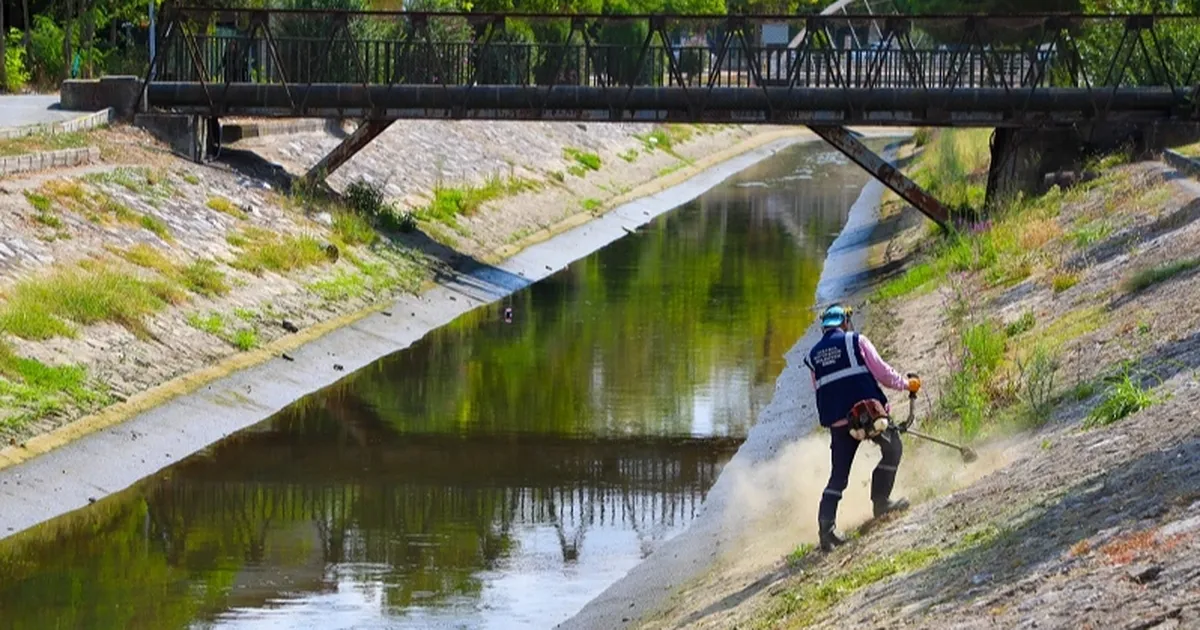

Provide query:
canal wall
left=0, top=126, right=905, bottom=543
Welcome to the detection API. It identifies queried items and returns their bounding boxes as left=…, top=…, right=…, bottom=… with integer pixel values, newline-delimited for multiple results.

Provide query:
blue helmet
left=820, top=304, right=852, bottom=328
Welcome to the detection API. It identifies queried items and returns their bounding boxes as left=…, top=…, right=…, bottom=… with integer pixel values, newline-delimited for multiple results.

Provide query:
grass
left=1005, top=311, right=1036, bottom=337
left=139, top=214, right=173, bottom=241
left=762, top=547, right=943, bottom=628
left=1085, top=372, right=1155, bottom=427
left=910, top=129, right=992, bottom=213
left=581, top=198, right=602, bottom=212
left=786, top=543, right=815, bottom=567
left=0, top=343, right=110, bottom=432
left=1123, top=257, right=1200, bottom=293
left=0, top=130, right=90, bottom=157
left=333, top=211, right=379, bottom=246
left=23, top=191, right=52, bottom=213
left=419, top=174, right=539, bottom=222
left=567, top=164, right=589, bottom=178
left=658, top=161, right=690, bottom=177
left=205, top=196, right=248, bottom=220
left=618, top=148, right=639, bottom=162
left=84, top=167, right=174, bottom=203
left=309, top=271, right=369, bottom=301
left=231, top=328, right=258, bottom=351
left=111, top=243, right=175, bottom=275
left=182, top=173, right=201, bottom=185
left=178, top=260, right=230, bottom=297
left=186, top=311, right=225, bottom=335
left=229, top=229, right=331, bottom=275
left=1071, top=221, right=1113, bottom=247
left=1051, top=272, right=1080, bottom=293
left=563, top=147, right=602, bottom=171
left=0, top=264, right=172, bottom=340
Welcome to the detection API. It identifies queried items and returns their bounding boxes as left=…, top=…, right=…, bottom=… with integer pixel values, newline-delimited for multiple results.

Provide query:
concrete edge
left=0, top=128, right=898, bottom=541
left=1162, top=149, right=1200, bottom=178
left=220, top=119, right=334, bottom=144
left=0, top=146, right=101, bottom=177
left=0, top=108, right=115, bottom=140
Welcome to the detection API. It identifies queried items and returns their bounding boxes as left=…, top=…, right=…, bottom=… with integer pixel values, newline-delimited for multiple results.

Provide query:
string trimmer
left=895, top=375, right=978, bottom=464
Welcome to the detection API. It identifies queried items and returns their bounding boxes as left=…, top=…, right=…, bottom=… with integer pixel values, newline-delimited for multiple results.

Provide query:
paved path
left=1, top=95, right=82, bottom=129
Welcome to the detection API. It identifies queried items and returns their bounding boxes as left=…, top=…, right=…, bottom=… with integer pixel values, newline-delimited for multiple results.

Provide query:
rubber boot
left=873, top=497, right=910, bottom=519
left=818, top=521, right=846, bottom=552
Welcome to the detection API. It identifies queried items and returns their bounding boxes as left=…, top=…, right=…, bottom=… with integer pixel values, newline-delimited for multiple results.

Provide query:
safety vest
left=806, top=329, right=888, bottom=427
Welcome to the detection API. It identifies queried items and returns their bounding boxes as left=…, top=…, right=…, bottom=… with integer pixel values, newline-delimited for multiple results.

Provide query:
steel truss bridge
left=139, top=6, right=1200, bottom=225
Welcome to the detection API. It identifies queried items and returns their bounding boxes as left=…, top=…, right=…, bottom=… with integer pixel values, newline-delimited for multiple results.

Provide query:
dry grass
left=0, top=264, right=174, bottom=340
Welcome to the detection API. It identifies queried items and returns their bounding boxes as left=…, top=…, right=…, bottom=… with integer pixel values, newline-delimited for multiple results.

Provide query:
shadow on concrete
left=1067, top=196, right=1200, bottom=271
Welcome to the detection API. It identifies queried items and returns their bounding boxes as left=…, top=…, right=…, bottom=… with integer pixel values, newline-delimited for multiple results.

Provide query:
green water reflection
left=0, top=142, right=871, bottom=630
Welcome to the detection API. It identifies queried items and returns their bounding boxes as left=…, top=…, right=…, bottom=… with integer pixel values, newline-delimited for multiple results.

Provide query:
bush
left=4, top=31, right=31, bottom=93
left=1016, top=345, right=1058, bottom=425
left=1085, top=373, right=1154, bottom=428
left=1005, top=310, right=1036, bottom=337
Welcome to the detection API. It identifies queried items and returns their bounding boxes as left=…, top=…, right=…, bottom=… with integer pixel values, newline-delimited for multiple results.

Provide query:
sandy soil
left=628, top=160, right=1200, bottom=629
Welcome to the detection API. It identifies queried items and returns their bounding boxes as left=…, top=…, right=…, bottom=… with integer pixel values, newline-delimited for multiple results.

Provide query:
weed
left=182, top=173, right=201, bottom=185
left=619, top=148, right=639, bottom=162
left=233, top=308, right=256, bottom=322
left=1016, top=344, right=1059, bottom=425
left=581, top=198, right=602, bottom=212
left=231, top=328, right=258, bottom=351
left=206, top=196, right=247, bottom=220
left=786, top=543, right=814, bottom=567
left=0, top=131, right=89, bottom=157
left=111, top=243, right=175, bottom=274
left=0, top=344, right=109, bottom=430
left=1005, top=311, right=1036, bottom=337
left=139, top=214, right=173, bottom=241
left=1040, top=438, right=1053, bottom=450
left=333, top=211, right=378, bottom=246
left=85, top=167, right=174, bottom=202
left=0, top=265, right=170, bottom=340
left=911, top=127, right=933, bottom=147
left=1071, top=221, right=1113, bottom=248
left=33, top=213, right=63, bottom=229
left=1072, top=381, right=1097, bottom=401
left=563, top=148, right=602, bottom=171
left=658, top=161, right=690, bottom=177
left=309, top=272, right=368, bottom=301
left=23, top=191, right=52, bottom=213
left=567, top=164, right=588, bottom=178
left=1051, top=272, right=1079, bottom=293
left=1086, top=373, right=1155, bottom=427
left=178, top=260, right=230, bottom=297
left=1137, top=320, right=1152, bottom=335
left=187, top=311, right=225, bottom=336
left=230, top=230, right=330, bottom=275
left=1123, top=257, right=1200, bottom=293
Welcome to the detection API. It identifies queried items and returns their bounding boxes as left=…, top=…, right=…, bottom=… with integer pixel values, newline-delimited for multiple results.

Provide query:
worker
left=804, top=303, right=921, bottom=552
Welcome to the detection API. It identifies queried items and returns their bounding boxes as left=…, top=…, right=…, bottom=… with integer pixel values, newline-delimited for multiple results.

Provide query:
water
left=0, top=142, right=872, bottom=630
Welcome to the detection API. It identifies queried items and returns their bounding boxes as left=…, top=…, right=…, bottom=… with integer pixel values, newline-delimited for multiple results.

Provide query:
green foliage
left=564, top=148, right=602, bottom=171
left=230, top=328, right=258, bottom=351
left=1005, top=311, right=1036, bottom=337
left=1051, top=272, right=1079, bottom=293
left=911, top=128, right=933, bottom=147
left=205, top=196, right=246, bottom=220
left=309, top=271, right=368, bottom=301
left=333, top=211, right=378, bottom=246
left=1085, top=372, right=1155, bottom=427
left=911, top=129, right=992, bottom=215
left=0, top=343, right=109, bottom=432
left=1016, top=344, right=1059, bottom=425
left=186, top=312, right=225, bottom=336
left=230, top=229, right=330, bottom=275
left=786, top=543, right=814, bottom=567
left=139, top=214, right=172, bottom=241
left=0, top=130, right=89, bottom=157
left=418, top=174, right=536, bottom=222
left=178, top=260, right=229, bottom=297
left=23, top=192, right=52, bottom=213
left=1123, top=257, right=1200, bottom=293
left=1071, top=221, right=1113, bottom=247
left=112, top=243, right=174, bottom=275
left=618, top=148, right=638, bottom=163
left=581, top=198, right=602, bottom=212
left=4, top=31, right=31, bottom=93
left=0, top=264, right=172, bottom=340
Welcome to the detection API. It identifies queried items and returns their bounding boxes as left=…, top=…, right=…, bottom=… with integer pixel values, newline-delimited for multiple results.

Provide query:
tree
left=2, top=1, right=8, bottom=91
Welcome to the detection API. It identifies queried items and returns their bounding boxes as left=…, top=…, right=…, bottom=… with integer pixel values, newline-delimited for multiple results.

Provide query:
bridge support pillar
left=985, top=128, right=1080, bottom=211
left=302, top=119, right=394, bottom=186
left=809, top=125, right=949, bottom=229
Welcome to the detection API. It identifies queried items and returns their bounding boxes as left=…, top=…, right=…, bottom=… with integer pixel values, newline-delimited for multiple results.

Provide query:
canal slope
left=0, top=129, right=907, bottom=543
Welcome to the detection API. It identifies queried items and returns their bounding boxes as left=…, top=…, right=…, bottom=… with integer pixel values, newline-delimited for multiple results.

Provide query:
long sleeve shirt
left=808, top=333, right=907, bottom=392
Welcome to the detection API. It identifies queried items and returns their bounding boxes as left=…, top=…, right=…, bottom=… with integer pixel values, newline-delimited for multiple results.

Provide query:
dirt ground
left=636, top=161, right=1200, bottom=629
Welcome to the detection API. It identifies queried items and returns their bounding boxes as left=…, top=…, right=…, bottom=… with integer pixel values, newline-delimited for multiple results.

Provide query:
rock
left=313, top=212, right=333, bottom=226
left=971, top=572, right=993, bottom=586
left=333, top=364, right=344, bottom=371
left=281, top=353, right=295, bottom=362
left=1158, top=515, right=1200, bottom=539
left=1125, top=564, right=1163, bottom=584
left=281, top=320, right=300, bottom=333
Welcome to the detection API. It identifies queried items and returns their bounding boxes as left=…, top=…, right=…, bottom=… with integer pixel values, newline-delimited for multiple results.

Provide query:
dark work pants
left=818, top=426, right=903, bottom=527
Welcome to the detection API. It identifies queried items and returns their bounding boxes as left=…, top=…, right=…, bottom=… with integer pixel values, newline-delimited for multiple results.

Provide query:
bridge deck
left=141, top=10, right=1200, bottom=126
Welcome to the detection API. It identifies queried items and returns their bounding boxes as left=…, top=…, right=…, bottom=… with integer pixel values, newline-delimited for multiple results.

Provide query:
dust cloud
left=716, top=429, right=1015, bottom=572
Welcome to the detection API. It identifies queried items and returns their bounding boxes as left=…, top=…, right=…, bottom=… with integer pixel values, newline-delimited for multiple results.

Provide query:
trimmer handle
left=906, top=372, right=920, bottom=400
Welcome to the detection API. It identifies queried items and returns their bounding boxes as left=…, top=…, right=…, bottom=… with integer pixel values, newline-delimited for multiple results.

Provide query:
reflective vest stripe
left=845, top=332, right=859, bottom=368
left=814, top=365, right=870, bottom=388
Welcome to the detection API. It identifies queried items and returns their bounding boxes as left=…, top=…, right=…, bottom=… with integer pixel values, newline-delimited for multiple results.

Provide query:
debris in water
left=333, top=364, right=344, bottom=371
